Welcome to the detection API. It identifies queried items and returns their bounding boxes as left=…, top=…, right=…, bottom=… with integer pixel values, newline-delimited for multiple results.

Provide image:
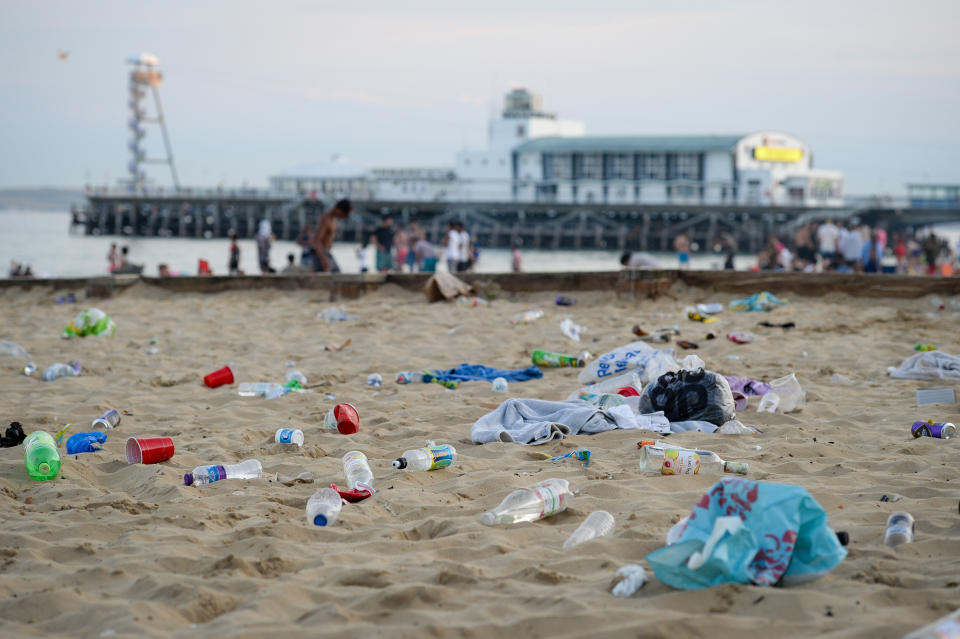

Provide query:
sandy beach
left=1, top=278, right=958, bottom=639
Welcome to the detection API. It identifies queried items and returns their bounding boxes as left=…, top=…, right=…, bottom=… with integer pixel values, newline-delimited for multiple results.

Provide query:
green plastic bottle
left=24, top=431, right=61, bottom=481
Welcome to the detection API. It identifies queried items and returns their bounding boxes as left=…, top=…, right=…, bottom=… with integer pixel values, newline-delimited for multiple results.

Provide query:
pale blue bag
left=647, top=478, right=847, bottom=589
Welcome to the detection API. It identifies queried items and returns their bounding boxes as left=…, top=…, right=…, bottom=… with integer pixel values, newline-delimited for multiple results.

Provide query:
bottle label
left=427, top=445, right=455, bottom=470
left=278, top=429, right=293, bottom=443
left=662, top=449, right=700, bottom=475
left=723, top=461, right=749, bottom=475
left=535, top=484, right=567, bottom=518
left=205, top=465, right=225, bottom=482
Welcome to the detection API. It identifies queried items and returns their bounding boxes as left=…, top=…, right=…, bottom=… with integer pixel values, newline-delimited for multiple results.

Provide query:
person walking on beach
left=228, top=231, right=241, bottom=275
left=457, top=222, right=473, bottom=272
left=309, top=198, right=353, bottom=273
left=372, top=215, right=395, bottom=272
left=256, top=219, right=275, bottom=273
left=106, top=243, right=120, bottom=273
left=296, top=222, right=317, bottom=268
left=443, top=222, right=460, bottom=273
left=674, top=233, right=691, bottom=269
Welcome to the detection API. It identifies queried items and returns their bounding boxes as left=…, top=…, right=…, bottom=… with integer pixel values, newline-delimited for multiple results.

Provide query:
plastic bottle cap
left=392, top=458, right=406, bottom=470
left=313, top=514, right=328, bottom=526
left=183, top=473, right=194, bottom=486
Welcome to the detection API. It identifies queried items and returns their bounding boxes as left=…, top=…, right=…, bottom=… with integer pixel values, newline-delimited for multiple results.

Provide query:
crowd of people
left=758, top=220, right=959, bottom=275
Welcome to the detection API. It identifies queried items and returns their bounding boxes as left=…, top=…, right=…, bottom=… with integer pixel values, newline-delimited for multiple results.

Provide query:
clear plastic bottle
left=396, top=371, right=422, bottom=384
left=563, top=510, right=615, bottom=549
left=510, top=309, right=544, bottom=326
left=237, top=382, right=287, bottom=399
left=284, top=365, right=307, bottom=386
left=0, top=340, right=29, bottom=358
left=884, top=511, right=915, bottom=547
left=305, top=487, right=343, bottom=526
left=456, top=296, right=490, bottom=308
left=902, top=608, right=960, bottom=639
left=392, top=443, right=457, bottom=471
left=481, top=478, right=572, bottom=525
left=638, top=445, right=748, bottom=475
left=491, top=377, right=509, bottom=392
left=41, top=361, right=81, bottom=382
left=275, top=427, right=304, bottom=447
left=183, top=459, right=262, bottom=486
left=24, top=431, right=61, bottom=481
left=342, top=451, right=374, bottom=490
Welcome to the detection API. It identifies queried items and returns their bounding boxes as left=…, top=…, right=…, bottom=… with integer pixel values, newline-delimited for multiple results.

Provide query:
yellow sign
left=753, top=146, right=803, bottom=163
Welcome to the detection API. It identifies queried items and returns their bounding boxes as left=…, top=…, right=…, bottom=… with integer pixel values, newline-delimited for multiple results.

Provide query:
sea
left=2, top=210, right=958, bottom=279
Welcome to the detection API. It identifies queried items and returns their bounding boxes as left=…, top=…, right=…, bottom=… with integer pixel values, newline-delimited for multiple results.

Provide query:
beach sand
left=1, top=280, right=958, bottom=638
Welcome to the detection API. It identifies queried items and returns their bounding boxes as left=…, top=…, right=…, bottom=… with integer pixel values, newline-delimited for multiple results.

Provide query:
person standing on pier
left=309, top=198, right=353, bottom=273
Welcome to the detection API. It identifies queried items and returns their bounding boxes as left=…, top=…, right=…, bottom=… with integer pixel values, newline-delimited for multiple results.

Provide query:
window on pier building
left=639, top=153, right=667, bottom=180
left=545, top=153, right=572, bottom=180
left=605, top=153, right=634, bottom=180
left=676, top=153, right=701, bottom=180
left=576, top=153, right=603, bottom=180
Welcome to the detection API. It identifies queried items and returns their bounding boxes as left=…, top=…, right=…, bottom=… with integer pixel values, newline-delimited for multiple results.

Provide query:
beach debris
left=274, top=471, right=314, bottom=487
left=366, top=373, right=382, bottom=387
left=646, top=478, right=847, bottom=589
left=382, top=502, right=399, bottom=517
left=639, top=368, right=736, bottom=426
left=203, top=365, right=234, bottom=388
left=902, top=609, right=960, bottom=639
left=757, top=321, right=796, bottom=329
left=511, top=309, right=545, bottom=326
left=184, top=459, right=262, bottom=486
left=23, top=362, right=36, bottom=376
left=0, top=341, right=29, bottom=358
left=41, top=361, right=81, bottom=382
left=1, top=422, right=26, bottom=448
left=491, top=377, right=509, bottom=392
left=323, top=403, right=360, bottom=434
left=687, top=310, right=718, bottom=323
left=560, top=317, right=584, bottom=342
left=330, top=483, right=373, bottom=502
left=54, top=423, right=72, bottom=446
left=910, top=420, right=956, bottom=439
left=563, top=510, right=615, bottom=549
left=455, top=296, right=491, bottom=308
left=579, top=341, right=679, bottom=385
left=696, top=303, right=724, bottom=315
left=888, top=351, right=960, bottom=381
left=915, top=388, right=955, bottom=405
left=275, top=428, right=305, bottom=447
left=532, top=349, right=584, bottom=368
left=884, top=512, right=915, bottom=547
left=237, top=381, right=301, bottom=399
left=729, top=291, right=788, bottom=312
left=284, top=365, right=307, bottom=386
left=125, top=437, right=175, bottom=464
left=551, top=449, right=591, bottom=467
left=830, top=373, right=855, bottom=385
left=676, top=340, right=699, bottom=350
left=342, top=451, right=374, bottom=492
left=767, top=373, right=805, bottom=413
left=24, top=431, right=61, bottom=481
left=726, top=332, right=755, bottom=344
left=423, top=272, right=473, bottom=302
left=611, top=565, right=648, bottom=597
left=317, top=305, right=357, bottom=322
left=66, top=432, right=107, bottom=455
left=481, top=478, right=572, bottom=525
left=324, top=338, right=352, bottom=351
left=555, top=296, right=575, bottom=306
left=306, top=487, right=342, bottom=527
left=92, top=409, right=121, bottom=429
left=392, top=442, right=457, bottom=471
left=62, top=308, right=116, bottom=338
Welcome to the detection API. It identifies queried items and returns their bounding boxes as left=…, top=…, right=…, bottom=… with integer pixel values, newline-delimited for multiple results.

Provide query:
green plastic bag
left=62, top=308, right=116, bottom=339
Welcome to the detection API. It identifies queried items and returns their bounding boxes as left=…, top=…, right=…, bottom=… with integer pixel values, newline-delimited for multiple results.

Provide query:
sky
left=1, top=0, right=958, bottom=196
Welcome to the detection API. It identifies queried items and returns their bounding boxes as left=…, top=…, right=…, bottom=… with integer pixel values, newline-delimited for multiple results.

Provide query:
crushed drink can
left=911, top=420, right=957, bottom=439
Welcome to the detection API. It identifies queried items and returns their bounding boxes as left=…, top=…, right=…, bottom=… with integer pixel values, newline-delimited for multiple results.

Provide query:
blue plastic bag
left=66, top=432, right=107, bottom=454
left=646, top=478, right=846, bottom=589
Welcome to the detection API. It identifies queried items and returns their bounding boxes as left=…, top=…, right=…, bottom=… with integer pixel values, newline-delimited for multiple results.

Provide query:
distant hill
left=0, top=188, right=85, bottom=212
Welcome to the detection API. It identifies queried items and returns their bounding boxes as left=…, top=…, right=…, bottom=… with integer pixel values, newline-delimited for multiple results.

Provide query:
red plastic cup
left=126, top=437, right=175, bottom=464
left=203, top=365, right=234, bottom=388
left=334, top=403, right=360, bottom=435
left=616, top=386, right=640, bottom=397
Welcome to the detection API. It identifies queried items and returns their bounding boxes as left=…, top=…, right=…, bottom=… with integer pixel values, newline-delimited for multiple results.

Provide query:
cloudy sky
left=1, top=0, right=958, bottom=195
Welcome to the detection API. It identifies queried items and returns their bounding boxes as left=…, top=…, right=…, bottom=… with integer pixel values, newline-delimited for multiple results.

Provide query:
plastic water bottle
left=396, top=371, right=421, bottom=384
left=510, top=309, right=544, bottom=326
left=481, top=478, right=572, bottom=525
left=24, top=431, right=61, bottom=481
left=455, top=296, right=490, bottom=308
left=305, top=487, right=343, bottom=526
left=41, top=361, right=81, bottom=382
left=183, top=459, right=262, bottom=486
left=0, top=340, right=29, bottom=358
left=275, top=427, right=304, bottom=447
left=237, top=382, right=287, bottom=399
left=491, top=377, right=509, bottom=392
left=638, top=445, right=748, bottom=475
left=563, top=510, right=615, bottom=549
left=342, top=451, right=374, bottom=490
left=392, top=443, right=457, bottom=471
left=884, top=511, right=915, bottom=547
left=366, top=373, right=382, bottom=387
left=284, top=365, right=307, bottom=386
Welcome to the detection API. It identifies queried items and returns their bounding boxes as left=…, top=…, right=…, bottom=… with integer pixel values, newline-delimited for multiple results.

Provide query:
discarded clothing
left=638, top=369, right=737, bottom=426
left=724, top=376, right=772, bottom=396
left=646, top=478, right=847, bottom=589
left=424, top=363, right=543, bottom=384
left=1, top=422, right=26, bottom=447
left=471, top=397, right=671, bottom=445
left=66, top=431, right=107, bottom=454
left=728, top=292, right=788, bottom=312
left=62, top=308, right=116, bottom=338
left=887, top=350, right=960, bottom=381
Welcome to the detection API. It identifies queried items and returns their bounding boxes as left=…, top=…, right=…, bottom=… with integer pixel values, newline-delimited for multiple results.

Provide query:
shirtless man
left=309, top=199, right=353, bottom=272
left=674, top=232, right=691, bottom=269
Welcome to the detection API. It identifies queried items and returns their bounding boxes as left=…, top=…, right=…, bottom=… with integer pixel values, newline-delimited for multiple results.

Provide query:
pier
left=74, top=192, right=959, bottom=253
